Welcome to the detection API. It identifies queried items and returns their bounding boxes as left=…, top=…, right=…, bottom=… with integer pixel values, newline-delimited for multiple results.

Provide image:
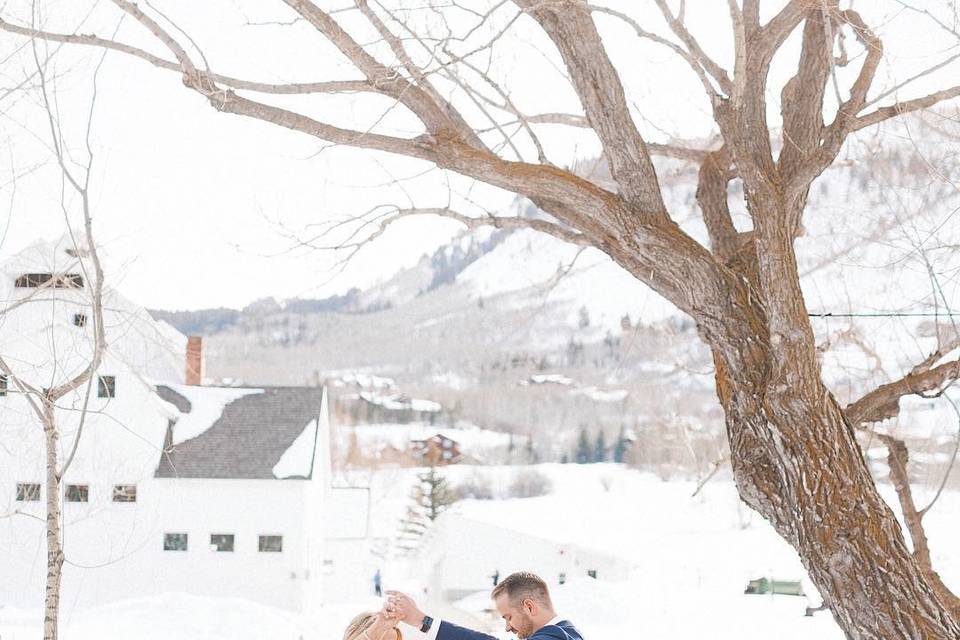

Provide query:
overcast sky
left=0, top=1, right=957, bottom=310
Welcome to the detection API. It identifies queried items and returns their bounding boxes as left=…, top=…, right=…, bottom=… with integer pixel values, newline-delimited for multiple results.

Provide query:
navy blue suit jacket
left=436, top=619, right=582, bottom=640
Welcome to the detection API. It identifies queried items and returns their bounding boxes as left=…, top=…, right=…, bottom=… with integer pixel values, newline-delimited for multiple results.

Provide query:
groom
left=387, top=571, right=583, bottom=640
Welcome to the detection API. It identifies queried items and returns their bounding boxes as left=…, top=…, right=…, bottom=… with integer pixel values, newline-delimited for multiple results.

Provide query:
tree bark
left=43, top=400, right=65, bottom=640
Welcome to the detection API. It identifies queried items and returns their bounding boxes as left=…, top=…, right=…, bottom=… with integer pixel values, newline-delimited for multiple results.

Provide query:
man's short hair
left=491, top=572, right=552, bottom=607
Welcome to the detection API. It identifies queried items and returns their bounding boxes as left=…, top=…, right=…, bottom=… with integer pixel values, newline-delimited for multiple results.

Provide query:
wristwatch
left=420, top=615, right=434, bottom=633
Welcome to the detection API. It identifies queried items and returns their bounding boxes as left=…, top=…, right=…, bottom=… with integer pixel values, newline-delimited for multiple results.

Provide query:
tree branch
left=696, top=147, right=740, bottom=261
left=590, top=5, right=722, bottom=99
left=846, top=358, right=960, bottom=426
left=795, top=7, right=885, bottom=192
left=512, top=0, right=668, bottom=217
left=861, top=428, right=960, bottom=618
left=652, top=0, right=733, bottom=95
left=483, top=111, right=713, bottom=161
left=0, top=17, right=373, bottom=95
left=778, top=5, right=832, bottom=182
left=854, top=85, right=960, bottom=133
left=282, top=0, right=484, bottom=147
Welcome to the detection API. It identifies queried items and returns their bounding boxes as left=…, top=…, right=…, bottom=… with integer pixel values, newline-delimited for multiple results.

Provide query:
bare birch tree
left=0, top=41, right=109, bottom=640
left=6, top=1, right=960, bottom=636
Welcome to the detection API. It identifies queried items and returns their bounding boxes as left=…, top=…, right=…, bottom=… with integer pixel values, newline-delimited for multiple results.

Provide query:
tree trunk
left=43, top=400, right=64, bottom=640
left=712, top=341, right=960, bottom=639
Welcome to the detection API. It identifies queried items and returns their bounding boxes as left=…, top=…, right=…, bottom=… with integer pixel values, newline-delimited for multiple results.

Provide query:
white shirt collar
left=546, top=616, right=564, bottom=627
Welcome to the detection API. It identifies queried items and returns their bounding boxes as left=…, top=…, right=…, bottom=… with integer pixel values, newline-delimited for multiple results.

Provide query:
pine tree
left=525, top=437, right=539, bottom=464
left=575, top=426, right=592, bottom=464
left=578, top=305, right=590, bottom=328
left=613, top=424, right=629, bottom=463
left=594, top=429, right=607, bottom=463
left=395, top=466, right=459, bottom=554
left=395, top=503, right=429, bottom=554
left=417, top=465, right=459, bottom=521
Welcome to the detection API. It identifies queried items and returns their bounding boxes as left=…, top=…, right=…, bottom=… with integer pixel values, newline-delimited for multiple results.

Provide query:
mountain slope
left=150, top=115, right=960, bottom=466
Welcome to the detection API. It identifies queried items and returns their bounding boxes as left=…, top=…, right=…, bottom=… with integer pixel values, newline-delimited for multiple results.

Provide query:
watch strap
left=419, top=615, right=434, bottom=633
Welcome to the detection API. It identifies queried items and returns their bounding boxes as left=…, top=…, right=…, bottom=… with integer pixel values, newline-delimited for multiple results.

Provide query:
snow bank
left=333, top=373, right=396, bottom=390
left=359, top=391, right=442, bottom=412
left=273, top=419, right=318, bottom=479
left=0, top=593, right=305, bottom=640
left=519, top=374, right=573, bottom=386
left=569, top=386, right=629, bottom=402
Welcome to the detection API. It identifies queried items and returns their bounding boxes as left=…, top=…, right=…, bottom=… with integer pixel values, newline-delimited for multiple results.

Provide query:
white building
left=414, top=510, right=633, bottom=601
left=0, top=238, right=368, bottom=613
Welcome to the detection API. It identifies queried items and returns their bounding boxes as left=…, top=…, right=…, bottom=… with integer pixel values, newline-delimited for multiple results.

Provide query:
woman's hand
left=385, top=591, right=425, bottom=627
left=365, top=611, right=400, bottom=640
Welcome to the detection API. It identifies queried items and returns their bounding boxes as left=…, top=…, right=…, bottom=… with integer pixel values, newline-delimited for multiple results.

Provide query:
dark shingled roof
left=154, top=385, right=325, bottom=480
left=156, top=384, right=192, bottom=413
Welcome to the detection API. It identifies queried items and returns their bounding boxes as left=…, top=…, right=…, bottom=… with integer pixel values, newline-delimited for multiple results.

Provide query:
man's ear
left=523, top=599, right=537, bottom=615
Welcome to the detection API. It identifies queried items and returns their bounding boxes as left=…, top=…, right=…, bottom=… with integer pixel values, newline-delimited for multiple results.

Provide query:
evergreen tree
left=613, top=424, right=629, bottom=463
left=395, top=466, right=459, bottom=554
left=395, top=503, right=429, bottom=554
left=525, top=437, right=539, bottom=464
left=575, top=426, right=592, bottom=464
left=594, top=429, right=607, bottom=463
left=417, top=465, right=459, bottom=521
left=578, top=305, right=590, bottom=328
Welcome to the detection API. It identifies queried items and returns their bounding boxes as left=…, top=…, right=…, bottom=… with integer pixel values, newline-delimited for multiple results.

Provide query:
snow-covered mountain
left=150, top=114, right=960, bottom=468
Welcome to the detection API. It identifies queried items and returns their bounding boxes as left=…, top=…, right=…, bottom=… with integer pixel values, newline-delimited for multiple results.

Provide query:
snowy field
left=3, top=463, right=958, bottom=639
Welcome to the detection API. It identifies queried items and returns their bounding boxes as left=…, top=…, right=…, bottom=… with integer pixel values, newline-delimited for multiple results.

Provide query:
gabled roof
left=156, top=384, right=192, bottom=413
left=154, top=385, right=325, bottom=480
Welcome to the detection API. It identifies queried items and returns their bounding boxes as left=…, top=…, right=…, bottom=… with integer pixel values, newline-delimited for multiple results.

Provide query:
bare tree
left=6, top=1, right=960, bottom=636
left=0, top=39, right=109, bottom=640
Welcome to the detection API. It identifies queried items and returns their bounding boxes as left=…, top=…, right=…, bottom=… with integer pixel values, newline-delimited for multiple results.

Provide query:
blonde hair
left=343, top=612, right=401, bottom=640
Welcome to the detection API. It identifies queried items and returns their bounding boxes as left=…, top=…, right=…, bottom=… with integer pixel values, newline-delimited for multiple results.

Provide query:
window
left=587, top=569, right=598, bottom=579
left=14, top=273, right=83, bottom=288
left=65, top=484, right=89, bottom=502
left=164, top=533, right=188, bottom=551
left=73, top=313, right=87, bottom=327
left=98, top=376, right=116, bottom=398
left=258, top=535, right=283, bottom=553
left=112, top=485, right=137, bottom=502
left=0, top=374, right=7, bottom=396
left=16, top=483, right=41, bottom=502
left=210, top=534, right=235, bottom=552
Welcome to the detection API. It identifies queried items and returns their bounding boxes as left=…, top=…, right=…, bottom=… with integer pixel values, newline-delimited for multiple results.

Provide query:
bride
left=343, top=609, right=401, bottom=640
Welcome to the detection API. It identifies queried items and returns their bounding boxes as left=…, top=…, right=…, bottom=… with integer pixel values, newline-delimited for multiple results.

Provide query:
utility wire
left=808, top=312, right=960, bottom=318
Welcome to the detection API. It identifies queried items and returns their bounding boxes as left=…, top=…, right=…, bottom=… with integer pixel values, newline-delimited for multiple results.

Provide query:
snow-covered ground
left=3, top=463, right=958, bottom=639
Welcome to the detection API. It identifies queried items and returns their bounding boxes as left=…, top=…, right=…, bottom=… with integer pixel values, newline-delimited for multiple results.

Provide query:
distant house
left=0, top=240, right=370, bottom=613
left=336, top=423, right=510, bottom=467
left=411, top=434, right=463, bottom=466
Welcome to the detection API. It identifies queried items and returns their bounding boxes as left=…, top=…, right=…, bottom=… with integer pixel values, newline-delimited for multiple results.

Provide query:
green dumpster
left=744, top=577, right=805, bottom=596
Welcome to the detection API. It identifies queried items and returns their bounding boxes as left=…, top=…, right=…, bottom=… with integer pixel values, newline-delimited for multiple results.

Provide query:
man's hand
left=386, top=590, right=426, bottom=627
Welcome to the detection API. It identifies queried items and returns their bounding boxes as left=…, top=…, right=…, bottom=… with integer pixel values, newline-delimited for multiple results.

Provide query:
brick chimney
left=185, top=336, right=204, bottom=386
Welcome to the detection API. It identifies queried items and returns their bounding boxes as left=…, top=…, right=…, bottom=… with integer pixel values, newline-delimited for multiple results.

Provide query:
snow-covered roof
left=358, top=391, right=442, bottom=412
left=154, top=385, right=326, bottom=480
left=333, top=422, right=512, bottom=452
